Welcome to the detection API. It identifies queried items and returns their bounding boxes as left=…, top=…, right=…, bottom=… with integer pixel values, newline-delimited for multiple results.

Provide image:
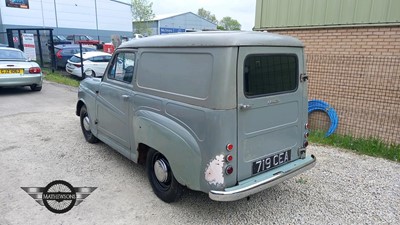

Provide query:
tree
left=197, top=8, right=218, bottom=24
left=219, top=17, right=241, bottom=30
left=131, top=0, right=155, bottom=35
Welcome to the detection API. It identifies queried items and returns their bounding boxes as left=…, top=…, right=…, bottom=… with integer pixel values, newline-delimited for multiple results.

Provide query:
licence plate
left=0, top=69, right=23, bottom=74
left=252, top=150, right=291, bottom=175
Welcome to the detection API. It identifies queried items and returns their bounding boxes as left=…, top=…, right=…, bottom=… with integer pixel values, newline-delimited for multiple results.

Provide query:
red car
left=66, top=35, right=103, bottom=49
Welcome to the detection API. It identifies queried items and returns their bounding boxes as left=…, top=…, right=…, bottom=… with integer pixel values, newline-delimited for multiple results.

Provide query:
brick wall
left=268, top=26, right=400, bottom=144
left=269, top=26, right=400, bottom=57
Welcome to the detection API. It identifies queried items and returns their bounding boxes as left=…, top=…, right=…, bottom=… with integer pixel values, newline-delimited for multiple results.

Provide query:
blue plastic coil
left=308, top=100, right=339, bottom=137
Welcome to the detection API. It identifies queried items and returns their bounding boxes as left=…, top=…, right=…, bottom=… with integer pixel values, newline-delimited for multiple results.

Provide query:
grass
left=42, top=68, right=81, bottom=87
left=309, top=130, right=400, bottom=162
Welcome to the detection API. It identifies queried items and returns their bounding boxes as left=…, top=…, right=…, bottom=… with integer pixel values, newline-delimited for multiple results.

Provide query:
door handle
left=239, top=104, right=252, bottom=110
left=121, top=94, right=129, bottom=100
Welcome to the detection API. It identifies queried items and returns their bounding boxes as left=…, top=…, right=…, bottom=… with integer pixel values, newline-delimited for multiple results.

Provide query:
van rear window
left=244, top=55, right=297, bottom=97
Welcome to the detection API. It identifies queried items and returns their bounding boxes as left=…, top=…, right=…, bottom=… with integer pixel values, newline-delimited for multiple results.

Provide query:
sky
left=150, top=0, right=257, bottom=31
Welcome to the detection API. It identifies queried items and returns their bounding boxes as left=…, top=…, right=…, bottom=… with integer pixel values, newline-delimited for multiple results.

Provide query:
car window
left=0, top=49, right=27, bottom=60
left=69, top=55, right=82, bottom=63
left=83, top=48, right=96, bottom=52
left=90, top=56, right=104, bottom=62
left=244, top=54, right=298, bottom=97
left=61, top=49, right=75, bottom=55
left=103, top=55, right=112, bottom=62
left=58, top=36, right=67, bottom=41
left=108, top=52, right=135, bottom=83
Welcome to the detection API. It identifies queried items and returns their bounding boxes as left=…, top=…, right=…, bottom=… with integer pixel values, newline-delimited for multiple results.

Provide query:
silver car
left=0, top=47, right=43, bottom=91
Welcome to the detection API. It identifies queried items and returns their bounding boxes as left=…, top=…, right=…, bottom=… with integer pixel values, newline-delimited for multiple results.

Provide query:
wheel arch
left=134, top=111, right=202, bottom=191
left=76, top=99, right=85, bottom=117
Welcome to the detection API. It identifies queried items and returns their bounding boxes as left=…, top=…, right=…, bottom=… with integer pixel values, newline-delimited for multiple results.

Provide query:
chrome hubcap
left=83, top=116, right=90, bottom=131
left=154, top=159, right=168, bottom=183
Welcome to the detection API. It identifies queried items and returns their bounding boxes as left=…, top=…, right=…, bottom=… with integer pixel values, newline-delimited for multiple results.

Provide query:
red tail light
left=225, top=166, right=233, bottom=175
left=29, top=67, right=41, bottom=74
left=226, top=155, right=233, bottom=162
left=56, top=50, right=62, bottom=59
left=226, top=144, right=234, bottom=151
left=303, top=141, right=309, bottom=148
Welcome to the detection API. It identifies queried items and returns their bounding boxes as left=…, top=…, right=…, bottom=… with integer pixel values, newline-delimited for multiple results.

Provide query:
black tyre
left=80, top=105, right=99, bottom=143
left=146, top=148, right=183, bottom=203
left=30, top=84, right=42, bottom=91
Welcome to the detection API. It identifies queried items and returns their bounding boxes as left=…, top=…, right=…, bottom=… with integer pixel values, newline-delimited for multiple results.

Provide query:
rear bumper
left=0, top=74, right=43, bottom=87
left=209, top=154, right=316, bottom=201
left=66, top=66, right=82, bottom=77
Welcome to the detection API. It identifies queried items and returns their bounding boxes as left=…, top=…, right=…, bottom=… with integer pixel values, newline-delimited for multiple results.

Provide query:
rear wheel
left=84, top=69, right=96, bottom=78
left=30, top=84, right=42, bottom=91
left=146, top=148, right=183, bottom=203
left=79, top=105, right=99, bottom=143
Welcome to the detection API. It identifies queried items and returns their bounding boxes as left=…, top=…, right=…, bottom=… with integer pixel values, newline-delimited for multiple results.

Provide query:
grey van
left=76, top=31, right=316, bottom=203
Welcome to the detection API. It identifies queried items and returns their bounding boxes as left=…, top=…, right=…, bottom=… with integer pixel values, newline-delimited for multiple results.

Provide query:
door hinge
left=300, top=73, right=308, bottom=82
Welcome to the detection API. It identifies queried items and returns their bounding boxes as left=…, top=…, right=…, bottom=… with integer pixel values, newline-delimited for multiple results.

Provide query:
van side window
left=244, top=55, right=297, bottom=97
left=108, top=52, right=135, bottom=83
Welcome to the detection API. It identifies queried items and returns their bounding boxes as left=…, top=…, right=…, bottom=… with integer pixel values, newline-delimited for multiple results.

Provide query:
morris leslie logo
left=21, top=180, right=97, bottom=214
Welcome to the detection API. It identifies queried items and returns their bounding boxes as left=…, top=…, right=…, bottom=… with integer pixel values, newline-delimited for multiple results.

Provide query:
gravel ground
left=0, top=81, right=399, bottom=225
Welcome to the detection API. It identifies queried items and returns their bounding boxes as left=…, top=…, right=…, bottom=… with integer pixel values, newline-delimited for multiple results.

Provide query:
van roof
left=119, top=31, right=304, bottom=48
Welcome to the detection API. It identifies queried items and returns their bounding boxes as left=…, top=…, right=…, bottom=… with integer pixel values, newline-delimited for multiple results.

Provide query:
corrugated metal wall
left=255, top=0, right=400, bottom=29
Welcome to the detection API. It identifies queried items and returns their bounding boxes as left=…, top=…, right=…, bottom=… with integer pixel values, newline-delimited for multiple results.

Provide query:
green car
left=76, top=31, right=316, bottom=203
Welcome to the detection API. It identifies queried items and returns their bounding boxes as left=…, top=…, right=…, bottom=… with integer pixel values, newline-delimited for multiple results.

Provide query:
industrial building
left=0, top=0, right=133, bottom=44
left=133, top=12, right=217, bottom=36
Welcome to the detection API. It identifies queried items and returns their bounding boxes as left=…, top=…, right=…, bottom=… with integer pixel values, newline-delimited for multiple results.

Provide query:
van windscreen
left=244, top=54, right=298, bottom=97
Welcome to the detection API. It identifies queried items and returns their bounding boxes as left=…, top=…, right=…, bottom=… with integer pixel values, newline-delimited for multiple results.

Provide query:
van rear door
left=237, top=46, right=307, bottom=181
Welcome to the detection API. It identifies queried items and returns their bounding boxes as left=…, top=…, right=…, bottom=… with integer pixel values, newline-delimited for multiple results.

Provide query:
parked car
left=0, top=47, right=43, bottom=91
left=47, top=35, right=71, bottom=47
left=66, top=35, right=103, bottom=49
left=66, top=51, right=112, bottom=78
left=53, top=44, right=96, bottom=68
left=132, top=33, right=144, bottom=39
left=76, top=31, right=316, bottom=203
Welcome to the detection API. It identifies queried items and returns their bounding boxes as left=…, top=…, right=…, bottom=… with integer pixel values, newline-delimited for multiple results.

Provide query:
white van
left=76, top=31, right=316, bottom=202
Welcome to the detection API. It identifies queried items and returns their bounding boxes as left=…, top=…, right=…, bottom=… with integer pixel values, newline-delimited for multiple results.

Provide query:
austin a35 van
left=76, top=31, right=316, bottom=203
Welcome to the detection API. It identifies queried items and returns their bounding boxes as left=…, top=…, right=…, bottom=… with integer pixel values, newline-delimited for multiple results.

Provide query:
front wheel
left=80, top=105, right=99, bottom=143
left=146, top=149, right=183, bottom=203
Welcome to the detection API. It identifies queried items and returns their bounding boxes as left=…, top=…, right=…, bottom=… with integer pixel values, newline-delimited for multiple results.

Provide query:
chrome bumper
left=209, top=155, right=316, bottom=201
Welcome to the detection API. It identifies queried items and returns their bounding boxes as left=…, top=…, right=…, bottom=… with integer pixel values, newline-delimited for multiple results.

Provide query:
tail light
left=226, top=143, right=233, bottom=151
left=303, top=141, right=309, bottom=148
left=304, top=132, right=309, bottom=138
left=225, top=166, right=233, bottom=175
left=305, top=123, right=310, bottom=129
left=226, top=155, right=233, bottom=162
left=29, top=67, right=41, bottom=74
left=73, top=63, right=82, bottom=68
left=56, top=50, right=62, bottom=59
